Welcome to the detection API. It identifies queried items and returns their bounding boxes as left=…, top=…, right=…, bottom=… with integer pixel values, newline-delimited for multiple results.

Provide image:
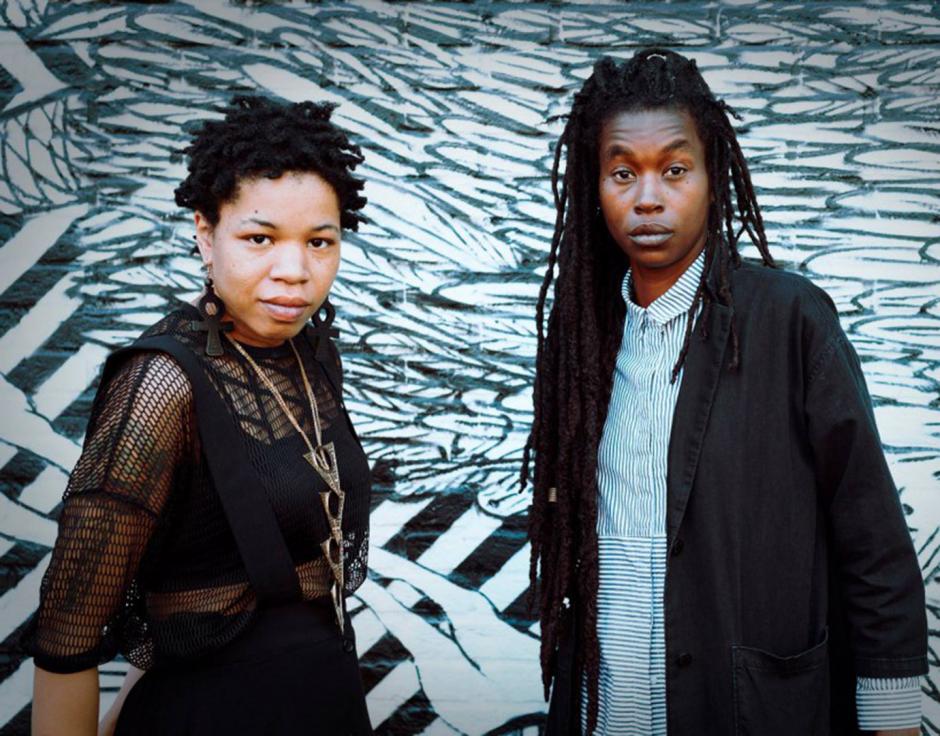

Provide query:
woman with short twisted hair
left=31, top=96, right=373, bottom=736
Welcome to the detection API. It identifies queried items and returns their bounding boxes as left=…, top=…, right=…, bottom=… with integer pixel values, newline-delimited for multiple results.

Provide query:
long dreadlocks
left=521, top=48, right=775, bottom=732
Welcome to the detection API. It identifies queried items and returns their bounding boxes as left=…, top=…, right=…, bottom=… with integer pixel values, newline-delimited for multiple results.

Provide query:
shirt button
left=676, top=652, right=693, bottom=667
left=343, top=638, right=355, bottom=654
left=671, top=539, right=684, bottom=556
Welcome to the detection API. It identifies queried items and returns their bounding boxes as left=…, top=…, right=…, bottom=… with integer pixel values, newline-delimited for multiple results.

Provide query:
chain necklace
left=225, top=334, right=347, bottom=633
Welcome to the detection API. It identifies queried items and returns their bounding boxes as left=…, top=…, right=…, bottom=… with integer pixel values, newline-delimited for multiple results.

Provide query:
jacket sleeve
left=802, top=287, right=927, bottom=679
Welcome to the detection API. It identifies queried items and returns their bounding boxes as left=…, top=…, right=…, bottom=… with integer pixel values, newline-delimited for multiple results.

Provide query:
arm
left=31, top=352, right=190, bottom=732
left=32, top=667, right=98, bottom=736
left=802, top=293, right=927, bottom=730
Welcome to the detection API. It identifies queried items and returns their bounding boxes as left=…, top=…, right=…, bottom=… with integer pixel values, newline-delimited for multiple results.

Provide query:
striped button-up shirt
left=586, top=252, right=920, bottom=734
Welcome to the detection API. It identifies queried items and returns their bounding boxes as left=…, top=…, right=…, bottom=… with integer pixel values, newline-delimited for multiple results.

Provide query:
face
left=597, top=107, right=710, bottom=281
left=195, top=172, right=341, bottom=347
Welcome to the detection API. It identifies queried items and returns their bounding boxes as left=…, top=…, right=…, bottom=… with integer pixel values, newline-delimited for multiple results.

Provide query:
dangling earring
left=310, top=299, right=340, bottom=361
left=191, top=265, right=232, bottom=357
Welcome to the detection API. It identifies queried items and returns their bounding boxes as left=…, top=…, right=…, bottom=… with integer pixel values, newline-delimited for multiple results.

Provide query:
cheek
left=695, top=184, right=711, bottom=222
left=308, top=251, right=341, bottom=293
left=218, top=258, right=246, bottom=285
left=328, top=249, right=341, bottom=275
left=598, top=179, right=623, bottom=219
left=676, top=179, right=710, bottom=221
left=216, top=252, right=264, bottom=296
left=324, top=248, right=342, bottom=276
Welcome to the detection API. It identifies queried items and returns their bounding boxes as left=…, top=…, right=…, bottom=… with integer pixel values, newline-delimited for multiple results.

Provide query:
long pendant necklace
left=226, top=335, right=347, bottom=633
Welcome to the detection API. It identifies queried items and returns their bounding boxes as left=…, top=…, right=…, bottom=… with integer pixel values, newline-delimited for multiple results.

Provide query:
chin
left=269, top=321, right=306, bottom=339
left=627, top=249, right=678, bottom=268
left=250, top=320, right=301, bottom=345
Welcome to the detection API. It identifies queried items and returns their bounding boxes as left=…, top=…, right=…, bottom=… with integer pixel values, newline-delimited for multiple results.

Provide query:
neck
left=631, top=244, right=705, bottom=308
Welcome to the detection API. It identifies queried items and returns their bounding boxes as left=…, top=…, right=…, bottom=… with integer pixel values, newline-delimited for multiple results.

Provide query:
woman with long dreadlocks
left=523, top=49, right=927, bottom=735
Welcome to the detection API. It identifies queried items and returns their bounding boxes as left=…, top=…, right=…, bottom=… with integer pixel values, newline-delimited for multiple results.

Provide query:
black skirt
left=115, top=600, right=372, bottom=735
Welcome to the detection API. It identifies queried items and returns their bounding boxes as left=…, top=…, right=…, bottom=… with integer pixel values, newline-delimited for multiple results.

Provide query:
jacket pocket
left=733, top=628, right=830, bottom=736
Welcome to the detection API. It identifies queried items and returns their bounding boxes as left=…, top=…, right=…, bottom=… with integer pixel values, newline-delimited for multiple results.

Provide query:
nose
left=268, top=241, right=310, bottom=283
left=634, top=173, right=665, bottom=214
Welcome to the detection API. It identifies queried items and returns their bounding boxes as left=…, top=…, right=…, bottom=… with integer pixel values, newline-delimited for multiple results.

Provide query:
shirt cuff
left=856, top=676, right=922, bottom=731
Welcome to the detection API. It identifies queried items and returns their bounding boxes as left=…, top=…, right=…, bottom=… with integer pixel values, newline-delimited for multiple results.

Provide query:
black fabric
left=547, top=259, right=927, bottom=735
left=31, top=306, right=371, bottom=673
left=113, top=599, right=372, bottom=736
left=546, top=601, right=580, bottom=735
left=118, top=335, right=303, bottom=606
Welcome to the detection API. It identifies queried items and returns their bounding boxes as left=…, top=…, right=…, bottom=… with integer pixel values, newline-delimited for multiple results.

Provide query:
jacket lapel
left=666, top=299, right=731, bottom=545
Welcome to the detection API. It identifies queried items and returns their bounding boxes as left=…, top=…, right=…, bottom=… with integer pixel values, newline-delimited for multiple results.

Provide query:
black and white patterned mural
left=0, top=1, right=938, bottom=734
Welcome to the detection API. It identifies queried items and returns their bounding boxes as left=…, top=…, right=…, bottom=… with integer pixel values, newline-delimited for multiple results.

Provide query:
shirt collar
left=622, top=250, right=706, bottom=327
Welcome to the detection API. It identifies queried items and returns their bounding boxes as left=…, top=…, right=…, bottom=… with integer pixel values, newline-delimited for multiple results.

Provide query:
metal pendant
left=310, top=300, right=340, bottom=361
left=308, top=440, right=346, bottom=632
left=319, top=534, right=346, bottom=633
left=191, top=289, right=233, bottom=357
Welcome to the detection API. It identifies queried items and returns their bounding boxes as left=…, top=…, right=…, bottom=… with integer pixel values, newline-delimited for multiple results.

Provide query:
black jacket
left=547, top=259, right=928, bottom=735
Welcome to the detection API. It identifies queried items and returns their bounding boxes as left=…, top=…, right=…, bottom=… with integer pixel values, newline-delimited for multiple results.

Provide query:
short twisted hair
left=174, top=95, right=366, bottom=229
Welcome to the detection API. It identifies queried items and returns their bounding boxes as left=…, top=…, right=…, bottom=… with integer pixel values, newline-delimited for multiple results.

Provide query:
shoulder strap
left=104, top=336, right=303, bottom=606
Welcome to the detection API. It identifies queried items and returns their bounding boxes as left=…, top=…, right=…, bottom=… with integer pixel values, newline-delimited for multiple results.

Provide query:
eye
left=612, top=168, right=635, bottom=182
left=248, top=234, right=271, bottom=246
left=665, top=165, right=688, bottom=178
left=308, top=238, right=333, bottom=250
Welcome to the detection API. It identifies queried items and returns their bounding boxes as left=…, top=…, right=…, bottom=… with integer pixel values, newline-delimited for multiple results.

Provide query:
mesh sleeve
left=32, top=351, right=192, bottom=673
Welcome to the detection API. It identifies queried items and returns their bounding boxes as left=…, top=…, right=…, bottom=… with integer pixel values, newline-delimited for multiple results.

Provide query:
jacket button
left=343, top=638, right=355, bottom=654
left=671, top=539, right=684, bottom=556
left=676, top=652, right=693, bottom=667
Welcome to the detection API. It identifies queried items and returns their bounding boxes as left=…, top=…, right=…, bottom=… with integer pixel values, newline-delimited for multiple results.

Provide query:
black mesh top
left=31, top=305, right=371, bottom=674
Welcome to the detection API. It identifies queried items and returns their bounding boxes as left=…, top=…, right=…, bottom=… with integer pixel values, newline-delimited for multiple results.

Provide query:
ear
left=194, top=211, right=214, bottom=266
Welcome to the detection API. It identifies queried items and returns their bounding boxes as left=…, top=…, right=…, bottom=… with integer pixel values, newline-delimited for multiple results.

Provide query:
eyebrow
left=241, top=217, right=277, bottom=228
left=239, top=217, right=339, bottom=233
left=604, top=138, right=694, bottom=159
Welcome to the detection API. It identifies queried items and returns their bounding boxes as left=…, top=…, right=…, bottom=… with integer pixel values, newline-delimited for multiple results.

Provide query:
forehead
left=226, top=171, right=338, bottom=209
left=597, top=107, right=704, bottom=158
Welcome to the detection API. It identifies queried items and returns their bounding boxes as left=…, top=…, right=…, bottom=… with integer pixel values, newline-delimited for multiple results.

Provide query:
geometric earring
left=190, top=271, right=232, bottom=357
left=309, top=298, right=340, bottom=362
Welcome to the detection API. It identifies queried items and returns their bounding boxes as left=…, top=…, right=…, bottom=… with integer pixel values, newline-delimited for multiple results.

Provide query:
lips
left=261, top=298, right=310, bottom=322
left=629, top=223, right=673, bottom=247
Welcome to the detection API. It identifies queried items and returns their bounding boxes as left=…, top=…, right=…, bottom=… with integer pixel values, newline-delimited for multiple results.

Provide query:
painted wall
left=0, top=1, right=938, bottom=734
